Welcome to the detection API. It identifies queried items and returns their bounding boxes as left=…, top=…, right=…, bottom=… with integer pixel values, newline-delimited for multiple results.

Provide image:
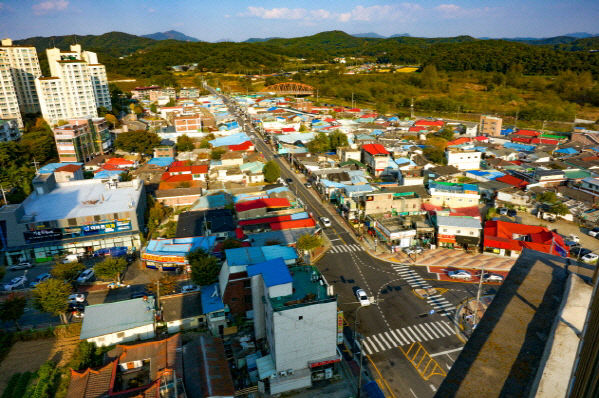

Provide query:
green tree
left=146, top=274, right=179, bottom=296
left=550, top=202, right=569, bottom=216
left=33, top=279, right=72, bottom=324
left=437, top=128, right=454, bottom=141
left=104, top=113, right=118, bottom=128
left=210, top=147, right=226, bottom=160
left=328, top=131, right=348, bottom=150
left=69, top=341, right=103, bottom=371
left=0, top=293, right=27, bottom=330
left=176, top=134, right=195, bottom=152
left=262, top=160, right=281, bottom=183
left=222, top=238, right=244, bottom=250
left=94, top=257, right=128, bottom=282
left=420, top=64, right=440, bottom=89
left=307, top=132, right=330, bottom=153
left=537, top=191, right=558, bottom=204
left=114, top=130, right=161, bottom=154
left=423, top=147, right=446, bottom=164
left=51, top=262, right=85, bottom=282
left=187, top=249, right=220, bottom=286
left=150, top=103, right=158, bottom=113
left=199, top=139, right=211, bottom=149
left=296, top=234, right=323, bottom=252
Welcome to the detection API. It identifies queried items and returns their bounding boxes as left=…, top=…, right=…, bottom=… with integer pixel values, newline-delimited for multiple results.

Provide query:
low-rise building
left=436, top=215, right=482, bottom=250
left=483, top=220, right=569, bottom=257
left=362, top=143, right=390, bottom=176
left=479, top=115, right=502, bottom=136
left=53, top=117, right=111, bottom=163
left=446, top=147, right=482, bottom=170
left=427, top=181, right=480, bottom=209
left=141, top=236, right=217, bottom=271
left=80, top=297, right=156, bottom=347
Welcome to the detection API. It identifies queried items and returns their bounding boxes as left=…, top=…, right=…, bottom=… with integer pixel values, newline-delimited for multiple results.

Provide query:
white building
left=249, top=260, right=339, bottom=395
left=37, top=45, right=111, bottom=126
left=80, top=297, right=156, bottom=347
left=0, top=119, right=20, bottom=141
left=0, top=39, right=42, bottom=116
left=0, top=49, right=22, bottom=128
left=446, top=147, right=482, bottom=170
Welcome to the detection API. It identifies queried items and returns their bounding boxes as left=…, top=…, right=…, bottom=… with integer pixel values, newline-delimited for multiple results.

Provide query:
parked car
left=568, top=234, right=580, bottom=244
left=29, top=273, right=51, bottom=287
left=588, top=228, right=599, bottom=237
left=497, top=208, right=508, bottom=216
left=76, top=268, right=94, bottom=284
left=356, top=289, right=370, bottom=306
left=320, top=217, right=332, bottom=228
left=68, top=293, right=86, bottom=304
left=448, top=270, right=473, bottom=280
left=507, top=209, right=517, bottom=217
left=304, top=182, right=312, bottom=189
left=482, top=273, right=504, bottom=283
left=181, top=284, right=200, bottom=293
left=403, top=246, right=424, bottom=255
left=8, top=262, right=32, bottom=271
left=571, top=247, right=591, bottom=258
left=4, top=276, right=27, bottom=291
left=130, top=290, right=153, bottom=299
left=582, top=253, right=599, bottom=263
left=285, top=178, right=293, bottom=183
left=62, top=254, right=80, bottom=263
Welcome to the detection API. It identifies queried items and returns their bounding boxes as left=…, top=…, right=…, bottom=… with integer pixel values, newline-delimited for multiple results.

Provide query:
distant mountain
left=244, top=37, right=282, bottom=43
left=389, top=33, right=411, bottom=38
left=142, top=30, right=199, bottom=42
left=352, top=32, right=386, bottom=39
left=563, top=32, right=595, bottom=39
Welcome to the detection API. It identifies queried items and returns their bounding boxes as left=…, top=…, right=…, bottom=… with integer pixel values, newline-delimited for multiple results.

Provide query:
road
left=213, top=88, right=477, bottom=397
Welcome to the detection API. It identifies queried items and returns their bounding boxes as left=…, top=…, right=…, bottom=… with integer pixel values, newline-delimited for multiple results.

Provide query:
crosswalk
left=392, top=264, right=456, bottom=317
left=329, top=244, right=363, bottom=253
left=361, top=320, right=456, bottom=355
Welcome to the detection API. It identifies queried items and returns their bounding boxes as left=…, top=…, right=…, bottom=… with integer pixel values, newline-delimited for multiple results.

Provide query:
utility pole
left=473, top=263, right=485, bottom=326
left=351, top=92, right=354, bottom=109
left=410, top=97, right=415, bottom=119
left=32, top=158, right=40, bottom=173
left=0, top=185, right=7, bottom=206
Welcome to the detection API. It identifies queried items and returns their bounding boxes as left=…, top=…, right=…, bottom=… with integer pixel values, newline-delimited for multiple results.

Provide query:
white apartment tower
left=0, top=49, right=22, bottom=128
left=37, top=44, right=111, bottom=126
left=0, top=39, right=42, bottom=115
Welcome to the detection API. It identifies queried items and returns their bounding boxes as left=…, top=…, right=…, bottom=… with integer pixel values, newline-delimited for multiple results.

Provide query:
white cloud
left=245, top=7, right=307, bottom=20
left=434, top=3, right=493, bottom=18
left=32, top=0, right=69, bottom=15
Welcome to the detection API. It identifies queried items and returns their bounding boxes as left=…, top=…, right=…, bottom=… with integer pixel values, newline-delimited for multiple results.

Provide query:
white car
left=8, top=262, right=32, bottom=271
left=568, top=234, right=580, bottom=244
left=588, top=228, right=599, bottom=238
left=30, top=273, right=51, bottom=287
left=482, top=273, right=504, bottom=283
left=320, top=217, right=332, bottom=228
left=404, top=246, right=424, bottom=255
left=582, top=253, right=599, bottom=263
left=68, top=293, right=86, bottom=304
left=448, top=270, right=473, bottom=280
left=356, top=289, right=370, bottom=306
left=76, top=269, right=94, bottom=284
left=181, top=284, right=200, bottom=293
left=4, top=276, right=27, bottom=291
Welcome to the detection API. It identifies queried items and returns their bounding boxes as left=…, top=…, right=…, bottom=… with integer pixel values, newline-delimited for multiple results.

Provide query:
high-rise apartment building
left=0, top=49, right=23, bottom=128
left=0, top=39, right=42, bottom=115
left=0, top=119, right=20, bottom=141
left=479, top=115, right=503, bottom=136
left=53, top=117, right=112, bottom=162
left=37, top=45, right=111, bottom=126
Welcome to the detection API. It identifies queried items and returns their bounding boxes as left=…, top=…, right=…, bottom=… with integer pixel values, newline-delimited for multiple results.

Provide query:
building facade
left=0, top=119, right=20, bottom=141
left=0, top=49, right=22, bottom=128
left=53, top=118, right=112, bottom=162
left=479, top=115, right=502, bottom=136
left=0, top=39, right=42, bottom=115
left=446, top=147, right=482, bottom=170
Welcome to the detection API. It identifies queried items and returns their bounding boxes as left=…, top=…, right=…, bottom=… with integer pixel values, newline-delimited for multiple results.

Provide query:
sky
left=0, top=0, right=598, bottom=42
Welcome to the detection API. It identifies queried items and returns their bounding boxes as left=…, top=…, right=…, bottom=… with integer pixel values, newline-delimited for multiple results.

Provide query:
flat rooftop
left=435, top=249, right=593, bottom=398
left=269, top=266, right=333, bottom=311
left=21, top=179, right=143, bottom=223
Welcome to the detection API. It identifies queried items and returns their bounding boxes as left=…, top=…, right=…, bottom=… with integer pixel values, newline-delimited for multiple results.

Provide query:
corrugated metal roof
left=80, top=297, right=155, bottom=339
left=436, top=215, right=482, bottom=229
left=247, top=258, right=293, bottom=287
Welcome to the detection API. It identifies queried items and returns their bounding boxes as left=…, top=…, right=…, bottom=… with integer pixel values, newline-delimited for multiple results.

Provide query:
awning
left=256, top=354, right=276, bottom=380
left=455, top=236, right=480, bottom=246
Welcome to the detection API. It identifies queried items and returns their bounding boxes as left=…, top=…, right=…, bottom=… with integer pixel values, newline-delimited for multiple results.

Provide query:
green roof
left=564, top=170, right=591, bottom=179
left=269, top=266, right=334, bottom=311
left=540, top=134, right=567, bottom=139
left=340, top=159, right=367, bottom=168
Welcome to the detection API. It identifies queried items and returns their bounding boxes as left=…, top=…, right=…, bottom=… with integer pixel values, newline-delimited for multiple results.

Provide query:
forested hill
left=13, top=30, right=599, bottom=78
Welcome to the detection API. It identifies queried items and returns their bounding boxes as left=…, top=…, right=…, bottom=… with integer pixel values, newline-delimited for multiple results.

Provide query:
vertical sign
left=337, top=311, right=344, bottom=344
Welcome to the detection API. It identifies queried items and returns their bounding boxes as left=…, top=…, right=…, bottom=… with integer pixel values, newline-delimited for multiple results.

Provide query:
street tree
left=146, top=274, right=179, bottom=297
left=550, top=202, right=570, bottom=216
left=328, top=131, right=348, bottom=150
left=262, top=160, right=280, bottom=183
left=51, top=262, right=85, bottom=282
left=33, top=279, right=72, bottom=324
left=114, top=130, right=161, bottom=154
left=0, top=293, right=27, bottom=330
left=187, top=249, right=220, bottom=286
left=94, top=257, right=128, bottom=283
left=296, top=234, right=323, bottom=252
left=176, top=135, right=195, bottom=152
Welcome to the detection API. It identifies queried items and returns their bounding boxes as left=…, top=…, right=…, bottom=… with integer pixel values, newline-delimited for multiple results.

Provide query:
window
left=298, top=316, right=303, bottom=320
left=456, top=230, right=461, bottom=234
left=470, top=231, right=474, bottom=235
left=67, top=218, right=77, bottom=226
left=116, top=332, right=125, bottom=338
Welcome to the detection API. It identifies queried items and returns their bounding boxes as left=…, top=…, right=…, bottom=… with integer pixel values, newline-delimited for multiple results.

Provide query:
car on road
left=130, top=290, right=153, bottom=299
left=304, top=182, right=312, bottom=189
left=4, top=276, right=27, bottom=291
left=67, top=302, right=85, bottom=318
left=76, top=268, right=94, bottom=284
left=107, top=281, right=127, bottom=289
left=68, top=293, right=86, bottom=304
left=568, top=234, right=580, bottom=244
left=8, top=262, right=32, bottom=271
left=497, top=208, right=508, bottom=215
left=319, top=217, right=332, bottom=228
left=481, top=273, right=504, bottom=283
left=448, top=270, right=473, bottom=280
left=356, top=289, right=370, bottom=306
left=571, top=247, right=591, bottom=258
left=181, top=284, right=200, bottom=293
left=403, top=246, right=424, bottom=255
left=507, top=209, right=517, bottom=217
left=588, top=227, right=599, bottom=237
left=582, top=253, right=599, bottom=263
left=285, top=178, right=293, bottom=183
left=29, top=273, right=51, bottom=288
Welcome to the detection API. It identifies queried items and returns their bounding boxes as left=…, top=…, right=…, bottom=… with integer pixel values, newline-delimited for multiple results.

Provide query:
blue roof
left=200, top=283, right=225, bottom=314
left=94, top=169, right=125, bottom=179
left=225, top=245, right=297, bottom=266
left=144, top=236, right=217, bottom=258
left=320, top=179, right=347, bottom=188
left=267, top=107, right=277, bottom=111
left=247, top=258, right=293, bottom=287
left=555, top=147, right=578, bottom=154
left=147, top=157, right=174, bottom=167
left=290, top=212, right=309, bottom=220
left=504, top=142, right=536, bottom=152
left=209, top=132, right=250, bottom=147
left=191, top=194, right=230, bottom=210
left=38, top=162, right=83, bottom=174
left=344, top=184, right=375, bottom=193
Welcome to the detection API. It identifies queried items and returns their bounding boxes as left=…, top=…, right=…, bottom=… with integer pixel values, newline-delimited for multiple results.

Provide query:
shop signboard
left=24, top=228, right=63, bottom=243
left=141, top=252, right=186, bottom=264
left=337, top=311, right=344, bottom=344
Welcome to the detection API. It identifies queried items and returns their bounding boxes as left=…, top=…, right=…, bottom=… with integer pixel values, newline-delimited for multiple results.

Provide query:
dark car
left=285, top=178, right=293, bottom=183
left=507, top=209, right=517, bottom=217
left=570, top=247, right=591, bottom=258
left=130, top=290, right=154, bottom=299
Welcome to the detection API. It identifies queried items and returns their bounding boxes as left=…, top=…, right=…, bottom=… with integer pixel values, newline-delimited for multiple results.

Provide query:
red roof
left=270, top=218, right=316, bottom=230
left=449, top=206, right=482, bottom=218
left=347, top=108, right=361, bottom=112
left=333, top=108, right=344, bottom=113
left=235, top=198, right=291, bottom=213
left=229, top=141, right=254, bottom=151
left=238, top=215, right=292, bottom=227
left=408, top=126, right=426, bottom=132
left=281, top=127, right=295, bottom=132
left=95, top=164, right=121, bottom=172
left=105, top=158, right=134, bottom=165
left=362, top=143, right=389, bottom=156
left=191, top=165, right=208, bottom=174
left=531, top=138, right=559, bottom=145
left=168, top=166, right=192, bottom=174
left=473, top=136, right=489, bottom=142
left=55, top=164, right=82, bottom=172
left=446, top=137, right=471, bottom=146
left=361, top=113, right=378, bottom=118
left=170, top=161, right=191, bottom=168
left=512, top=137, right=534, bottom=144
left=483, top=220, right=568, bottom=256
left=515, top=129, right=541, bottom=137
left=496, top=175, right=529, bottom=188
left=414, top=119, right=444, bottom=127
left=162, top=174, right=193, bottom=183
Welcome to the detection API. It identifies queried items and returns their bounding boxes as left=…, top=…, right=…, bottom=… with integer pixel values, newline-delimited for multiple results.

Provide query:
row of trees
left=307, top=131, right=349, bottom=153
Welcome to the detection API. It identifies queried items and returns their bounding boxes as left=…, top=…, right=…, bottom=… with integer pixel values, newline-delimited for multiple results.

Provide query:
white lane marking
left=430, top=347, right=463, bottom=357
left=371, top=334, right=390, bottom=351
left=398, top=327, right=415, bottom=343
left=364, top=336, right=380, bottom=353
left=430, top=384, right=437, bottom=392
left=407, top=325, right=426, bottom=341
left=423, top=322, right=440, bottom=339
left=389, top=329, right=406, bottom=346
left=410, top=388, right=418, bottom=398
left=361, top=339, right=373, bottom=355
left=384, top=331, right=398, bottom=348
left=415, top=323, right=434, bottom=340
left=429, top=321, right=448, bottom=337
left=378, top=333, right=394, bottom=350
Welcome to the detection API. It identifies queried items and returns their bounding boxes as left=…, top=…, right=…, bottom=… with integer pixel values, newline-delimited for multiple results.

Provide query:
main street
left=213, top=88, right=477, bottom=397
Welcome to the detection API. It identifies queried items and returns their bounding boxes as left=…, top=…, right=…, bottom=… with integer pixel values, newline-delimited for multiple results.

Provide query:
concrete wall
left=427, top=192, right=479, bottom=208
left=87, top=323, right=155, bottom=347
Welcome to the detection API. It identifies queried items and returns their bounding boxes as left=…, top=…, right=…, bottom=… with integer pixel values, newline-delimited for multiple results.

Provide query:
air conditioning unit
left=270, top=373, right=277, bottom=380
left=287, top=369, right=294, bottom=375
left=279, top=371, right=287, bottom=377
